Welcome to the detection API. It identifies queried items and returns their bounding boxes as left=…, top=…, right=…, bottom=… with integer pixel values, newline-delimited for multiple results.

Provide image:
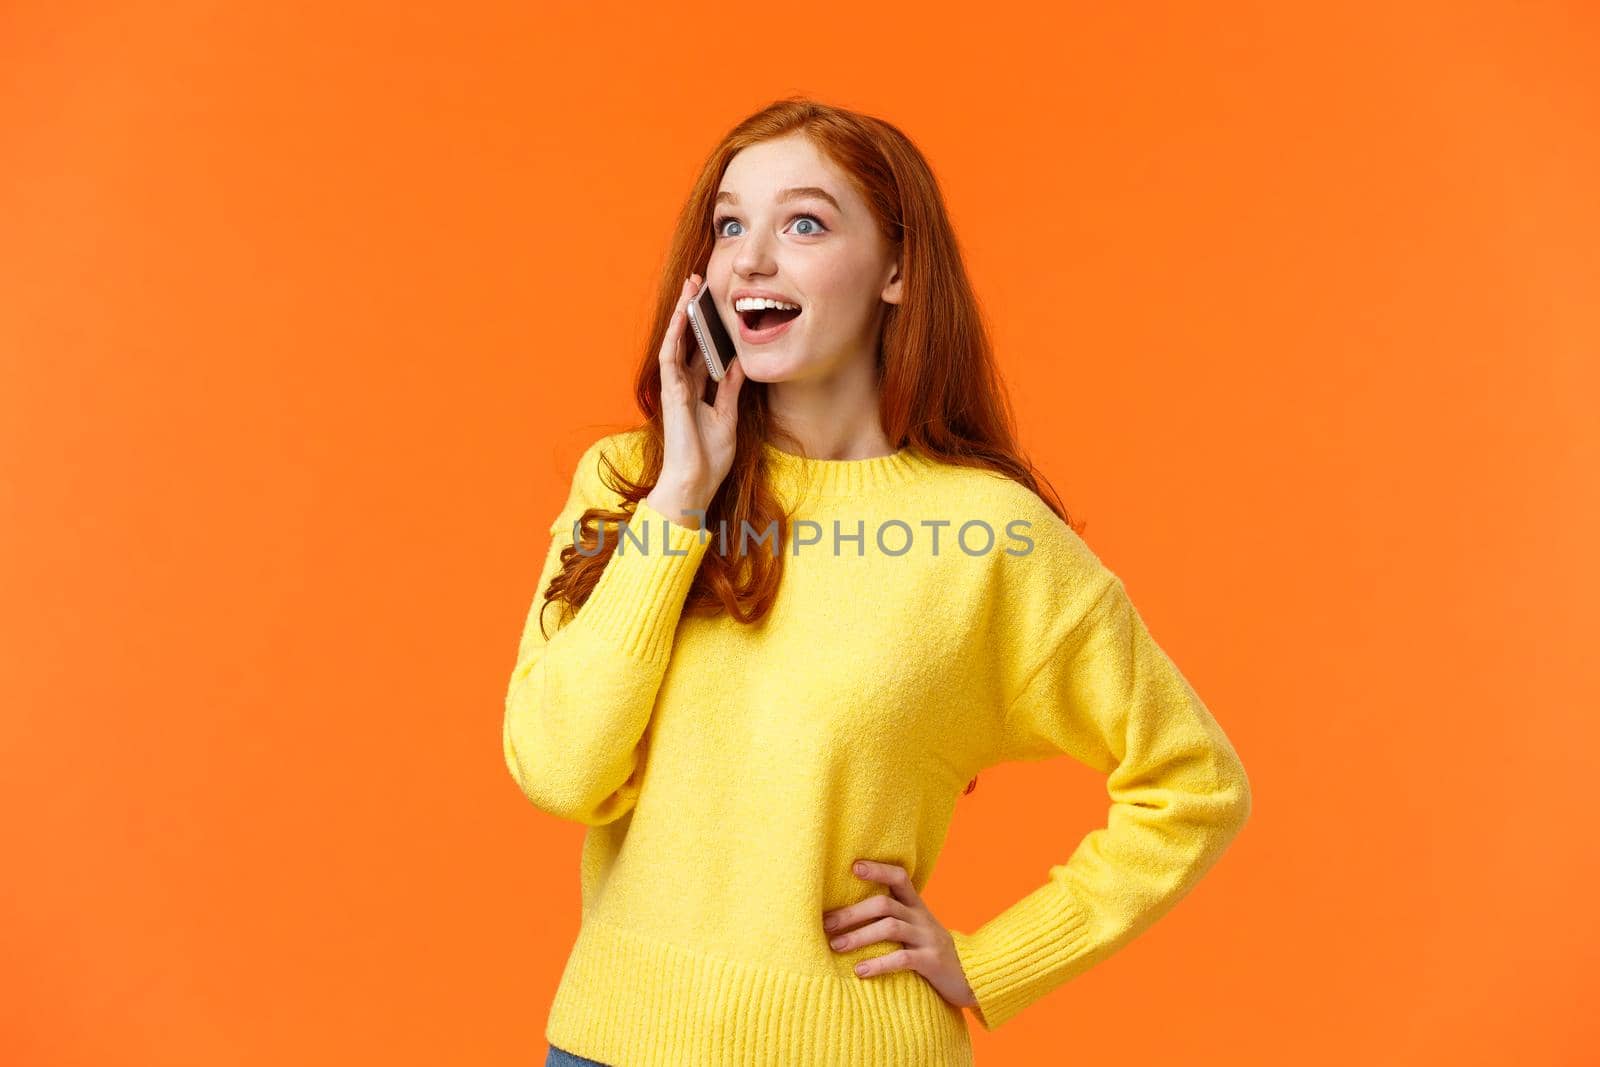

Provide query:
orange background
left=3, top=3, right=1596, bottom=1064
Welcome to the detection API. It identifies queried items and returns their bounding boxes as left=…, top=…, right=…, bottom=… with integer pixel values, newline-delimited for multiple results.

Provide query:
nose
left=731, top=223, right=777, bottom=280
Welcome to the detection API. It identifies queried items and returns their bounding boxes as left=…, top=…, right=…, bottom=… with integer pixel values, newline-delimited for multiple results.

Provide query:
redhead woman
left=504, top=97, right=1252, bottom=1067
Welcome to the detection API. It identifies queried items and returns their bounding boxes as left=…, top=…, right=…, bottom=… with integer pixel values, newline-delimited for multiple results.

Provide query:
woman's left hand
left=822, top=859, right=978, bottom=1010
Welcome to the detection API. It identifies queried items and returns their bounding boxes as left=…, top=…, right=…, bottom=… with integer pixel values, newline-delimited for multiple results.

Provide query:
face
left=706, top=132, right=903, bottom=382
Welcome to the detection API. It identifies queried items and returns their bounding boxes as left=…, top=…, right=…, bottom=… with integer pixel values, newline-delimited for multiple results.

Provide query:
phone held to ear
left=686, top=280, right=738, bottom=382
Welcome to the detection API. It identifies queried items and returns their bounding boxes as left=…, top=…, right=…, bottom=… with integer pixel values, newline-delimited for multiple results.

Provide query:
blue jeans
left=544, top=1044, right=610, bottom=1067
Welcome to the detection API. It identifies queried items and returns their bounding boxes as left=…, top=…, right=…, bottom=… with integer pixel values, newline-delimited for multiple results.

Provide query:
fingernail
left=854, top=862, right=867, bottom=875
left=830, top=937, right=845, bottom=950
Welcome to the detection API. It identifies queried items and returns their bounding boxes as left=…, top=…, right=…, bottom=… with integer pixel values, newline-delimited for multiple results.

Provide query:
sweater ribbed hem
left=545, top=918, right=974, bottom=1067
left=575, top=496, right=710, bottom=661
left=947, top=881, right=1094, bottom=1031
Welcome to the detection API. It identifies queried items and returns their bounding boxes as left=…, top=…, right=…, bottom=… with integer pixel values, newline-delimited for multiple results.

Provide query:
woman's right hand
left=645, top=273, right=747, bottom=529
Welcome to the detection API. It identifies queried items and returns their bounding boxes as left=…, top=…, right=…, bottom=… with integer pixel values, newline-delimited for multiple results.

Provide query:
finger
left=659, top=277, right=695, bottom=375
left=825, top=888, right=908, bottom=941
left=850, top=947, right=915, bottom=979
left=824, top=894, right=874, bottom=927
left=827, top=915, right=916, bottom=953
left=855, top=859, right=925, bottom=910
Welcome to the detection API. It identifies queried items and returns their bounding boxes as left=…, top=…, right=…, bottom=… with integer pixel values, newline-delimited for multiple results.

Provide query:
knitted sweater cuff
left=573, top=495, right=710, bottom=660
left=948, top=881, right=1094, bottom=1032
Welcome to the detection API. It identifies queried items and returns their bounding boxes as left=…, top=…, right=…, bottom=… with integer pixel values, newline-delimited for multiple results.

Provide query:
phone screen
left=687, top=282, right=738, bottom=381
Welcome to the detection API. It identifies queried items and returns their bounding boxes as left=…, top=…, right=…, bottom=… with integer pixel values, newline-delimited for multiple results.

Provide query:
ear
left=880, top=256, right=904, bottom=306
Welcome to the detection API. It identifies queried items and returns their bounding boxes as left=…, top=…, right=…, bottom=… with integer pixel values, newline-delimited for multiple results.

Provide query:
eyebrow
left=714, top=186, right=842, bottom=213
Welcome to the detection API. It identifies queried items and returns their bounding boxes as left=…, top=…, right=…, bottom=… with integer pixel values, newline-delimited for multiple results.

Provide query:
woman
left=506, top=97, right=1252, bottom=1067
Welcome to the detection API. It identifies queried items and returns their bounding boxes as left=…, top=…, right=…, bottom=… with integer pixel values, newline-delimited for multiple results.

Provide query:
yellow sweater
left=504, top=430, right=1251, bottom=1066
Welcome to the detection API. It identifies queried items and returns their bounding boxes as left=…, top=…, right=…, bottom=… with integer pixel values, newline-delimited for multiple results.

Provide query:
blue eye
left=712, top=213, right=828, bottom=238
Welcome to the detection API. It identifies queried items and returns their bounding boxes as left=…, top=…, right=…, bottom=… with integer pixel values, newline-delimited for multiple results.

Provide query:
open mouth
left=739, top=306, right=803, bottom=332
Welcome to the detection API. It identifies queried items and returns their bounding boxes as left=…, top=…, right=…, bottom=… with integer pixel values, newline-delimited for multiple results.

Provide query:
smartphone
left=685, top=279, right=738, bottom=382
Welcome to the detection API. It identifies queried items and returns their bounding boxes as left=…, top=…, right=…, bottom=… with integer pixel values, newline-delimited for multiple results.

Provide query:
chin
left=732, top=358, right=790, bottom=383
left=730, top=352, right=803, bottom=383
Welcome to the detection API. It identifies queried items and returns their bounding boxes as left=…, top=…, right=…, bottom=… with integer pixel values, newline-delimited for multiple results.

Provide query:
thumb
left=714, top=357, right=746, bottom=419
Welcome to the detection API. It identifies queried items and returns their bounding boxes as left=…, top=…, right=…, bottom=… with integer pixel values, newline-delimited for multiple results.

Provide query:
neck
left=762, top=355, right=889, bottom=460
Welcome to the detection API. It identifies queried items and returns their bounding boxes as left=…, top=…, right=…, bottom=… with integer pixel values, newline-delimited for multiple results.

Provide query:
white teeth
left=733, top=297, right=800, bottom=312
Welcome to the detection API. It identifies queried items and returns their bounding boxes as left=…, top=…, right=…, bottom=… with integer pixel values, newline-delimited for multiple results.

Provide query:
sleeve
left=948, top=570, right=1253, bottom=1031
left=501, top=435, right=712, bottom=826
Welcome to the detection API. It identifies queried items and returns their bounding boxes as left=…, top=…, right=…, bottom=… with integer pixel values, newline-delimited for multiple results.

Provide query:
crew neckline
left=759, top=438, right=937, bottom=497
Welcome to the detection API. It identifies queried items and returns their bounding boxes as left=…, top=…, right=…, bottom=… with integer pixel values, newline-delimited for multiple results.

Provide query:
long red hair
left=543, top=96, right=1081, bottom=794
